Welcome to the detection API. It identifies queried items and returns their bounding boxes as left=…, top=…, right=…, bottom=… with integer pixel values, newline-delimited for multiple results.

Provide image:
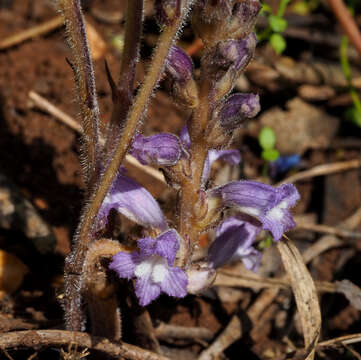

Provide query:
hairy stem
left=58, top=0, right=100, bottom=189
left=64, top=2, right=193, bottom=331
left=176, top=81, right=212, bottom=267
left=104, top=0, right=144, bottom=155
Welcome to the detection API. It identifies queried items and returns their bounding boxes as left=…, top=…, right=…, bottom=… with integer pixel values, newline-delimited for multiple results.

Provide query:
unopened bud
left=229, top=0, right=261, bottom=39
left=202, top=33, right=257, bottom=101
left=218, top=93, right=260, bottom=131
left=192, top=0, right=233, bottom=46
left=165, top=46, right=199, bottom=107
left=186, top=262, right=217, bottom=294
left=155, top=0, right=181, bottom=26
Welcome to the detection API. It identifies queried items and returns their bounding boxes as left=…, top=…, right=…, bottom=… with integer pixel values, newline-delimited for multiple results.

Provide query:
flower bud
left=218, top=93, right=260, bottom=131
left=229, top=0, right=261, bottom=39
left=201, top=33, right=257, bottom=101
left=192, top=0, right=233, bottom=46
left=186, top=262, right=217, bottom=294
left=155, top=0, right=181, bottom=26
left=130, top=133, right=182, bottom=166
left=165, top=46, right=199, bottom=107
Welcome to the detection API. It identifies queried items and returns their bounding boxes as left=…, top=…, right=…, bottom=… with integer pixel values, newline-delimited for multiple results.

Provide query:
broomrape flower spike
left=59, top=0, right=300, bottom=317
left=109, top=230, right=188, bottom=306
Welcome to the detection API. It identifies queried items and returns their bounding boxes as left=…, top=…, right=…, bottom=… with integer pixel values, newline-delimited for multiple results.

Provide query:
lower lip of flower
left=134, top=255, right=169, bottom=284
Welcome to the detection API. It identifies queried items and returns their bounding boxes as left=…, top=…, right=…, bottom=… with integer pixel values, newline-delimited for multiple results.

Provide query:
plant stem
left=177, top=83, right=211, bottom=267
left=104, top=0, right=144, bottom=155
left=64, top=1, right=193, bottom=331
left=58, top=0, right=100, bottom=189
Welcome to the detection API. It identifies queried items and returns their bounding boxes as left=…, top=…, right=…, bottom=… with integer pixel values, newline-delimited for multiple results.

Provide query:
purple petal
left=202, top=149, right=241, bottom=184
left=240, top=248, right=262, bottom=272
left=135, top=275, right=162, bottom=306
left=217, top=93, right=260, bottom=131
left=130, top=133, right=182, bottom=166
left=166, top=45, right=194, bottom=83
left=153, top=229, right=180, bottom=266
left=260, top=184, right=299, bottom=241
left=98, top=171, right=167, bottom=231
left=208, top=216, right=260, bottom=269
left=209, top=181, right=299, bottom=241
left=160, top=266, right=188, bottom=298
left=213, top=180, right=277, bottom=214
left=137, top=236, right=158, bottom=258
left=180, top=125, right=191, bottom=148
left=109, top=251, right=139, bottom=279
left=214, top=33, right=257, bottom=72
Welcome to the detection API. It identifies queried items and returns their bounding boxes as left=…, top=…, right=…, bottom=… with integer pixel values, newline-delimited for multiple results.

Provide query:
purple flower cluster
left=99, top=126, right=299, bottom=305
left=99, top=0, right=300, bottom=306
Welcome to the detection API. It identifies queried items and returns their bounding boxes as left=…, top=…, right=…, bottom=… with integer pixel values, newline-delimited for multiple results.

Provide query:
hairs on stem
left=58, top=0, right=100, bottom=190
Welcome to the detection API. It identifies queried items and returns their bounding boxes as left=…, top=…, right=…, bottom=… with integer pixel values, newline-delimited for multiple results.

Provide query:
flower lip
left=208, top=216, right=261, bottom=271
left=109, top=229, right=188, bottom=306
left=98, top=170, right=168, bottom=231
left=208, top=181, right=299, bottom=241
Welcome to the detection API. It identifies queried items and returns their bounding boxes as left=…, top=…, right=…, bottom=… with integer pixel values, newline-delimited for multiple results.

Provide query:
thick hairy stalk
left=83, top=239, right=123, bottom=340
left=64, top=0, right=194, bottom=331
left=58, top=0, right=100, bottom=189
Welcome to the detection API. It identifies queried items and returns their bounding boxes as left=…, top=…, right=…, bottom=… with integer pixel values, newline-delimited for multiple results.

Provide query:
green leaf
left=259, top=126, right=276, bottom=150
left=345, top=107, right=361, bottom=127
left=259, top=235, right=273, bottom=249
left=261, top=3, right=272, bottom=14
left=270, top=33, right=287, bottom=54
left=262, top=149, right=280, bottom=161
left=269, top=15, right=288, bottom=33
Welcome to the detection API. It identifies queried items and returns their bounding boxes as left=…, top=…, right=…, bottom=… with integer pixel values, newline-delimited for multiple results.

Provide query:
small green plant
left=340, top=34, right=361, bottom=127
left=259, top=0, right=290, bottom=54
left=259, top=126, right=280, bottom=162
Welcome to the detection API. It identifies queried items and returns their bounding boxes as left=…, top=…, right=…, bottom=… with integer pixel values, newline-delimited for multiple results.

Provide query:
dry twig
left=0, top=330, right=169, bottom=360
left=0, top=16, right=63, bottom=50
left=279, top=158, right=361, bottom=184
left=155, top=324, right=213, bottom=342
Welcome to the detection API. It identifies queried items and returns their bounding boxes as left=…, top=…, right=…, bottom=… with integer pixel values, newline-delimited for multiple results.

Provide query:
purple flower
left=180, top=126, right=241, bottom=184
left=98, top=170, right=167, bottom=231
left=202, top=149, right=241, bottom=184
left=208, top=217, right=261, bottom=271
left=217, top=93, right=260, bottom=131
left=109, top=229, right=188, bottom=306
left=209, top=181, right=300, bottom=241
left=130, top=133, right=182, bottom=166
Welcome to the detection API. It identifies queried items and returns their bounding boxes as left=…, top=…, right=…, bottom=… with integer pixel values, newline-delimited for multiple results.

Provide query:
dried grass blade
left=277, top=236, right=321, bottom=360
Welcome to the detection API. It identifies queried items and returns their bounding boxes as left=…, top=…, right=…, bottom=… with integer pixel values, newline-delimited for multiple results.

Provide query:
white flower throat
left=134, top=255, right=169, bottom=284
